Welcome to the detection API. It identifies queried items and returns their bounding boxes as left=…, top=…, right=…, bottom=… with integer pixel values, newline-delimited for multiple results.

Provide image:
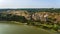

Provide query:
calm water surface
left=0, top=23, right=58, bottom=34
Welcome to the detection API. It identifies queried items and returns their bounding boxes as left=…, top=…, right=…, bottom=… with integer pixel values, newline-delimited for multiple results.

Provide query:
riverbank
left=0, top=23, right=56, bottom=34
left=0, top=21, right=57, bottom=34
left=0, top=21, right=23, bottom=24
left=14, top=21, right=58, bottom=34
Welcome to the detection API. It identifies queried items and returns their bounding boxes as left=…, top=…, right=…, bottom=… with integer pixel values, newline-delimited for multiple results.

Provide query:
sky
left=0, top=0, right=60, bottom=8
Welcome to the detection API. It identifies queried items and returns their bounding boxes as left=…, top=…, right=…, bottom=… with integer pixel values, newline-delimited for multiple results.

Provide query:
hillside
left=0, top=9, right=60, bottom=32
left=0, top=9, right=60, bottom=23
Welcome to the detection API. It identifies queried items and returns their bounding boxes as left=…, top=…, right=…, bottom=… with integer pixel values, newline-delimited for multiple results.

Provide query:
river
left=0, top=23, right=58, bottom=34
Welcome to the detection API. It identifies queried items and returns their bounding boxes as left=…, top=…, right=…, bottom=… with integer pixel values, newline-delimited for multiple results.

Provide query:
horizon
left=0, top=8, right=60, bottom=9
left=0, top=7, right=60, bottom=9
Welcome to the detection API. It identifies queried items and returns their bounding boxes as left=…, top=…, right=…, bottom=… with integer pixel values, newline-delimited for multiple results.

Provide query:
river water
left=0, top=23, right=58, bottom=34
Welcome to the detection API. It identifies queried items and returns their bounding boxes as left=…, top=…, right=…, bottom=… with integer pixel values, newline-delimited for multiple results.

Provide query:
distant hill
left=0, top=8, right=60, bottom=23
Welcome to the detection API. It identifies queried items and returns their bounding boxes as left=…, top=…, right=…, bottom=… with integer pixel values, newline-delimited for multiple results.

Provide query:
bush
left=52, top=24, right=58, bottom=31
